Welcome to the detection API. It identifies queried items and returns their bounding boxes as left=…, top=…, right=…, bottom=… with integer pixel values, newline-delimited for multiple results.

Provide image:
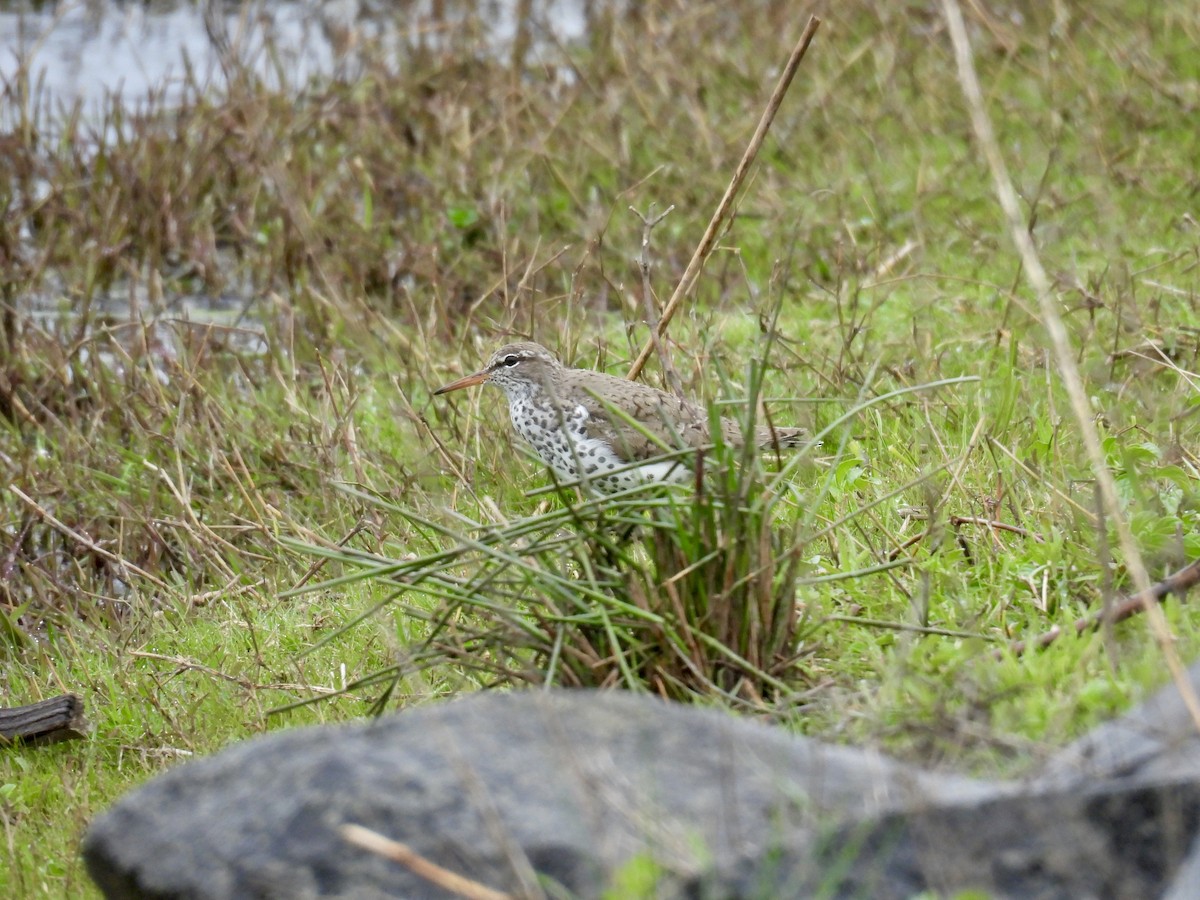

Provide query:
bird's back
left=558, top=366, right=806, bottom=460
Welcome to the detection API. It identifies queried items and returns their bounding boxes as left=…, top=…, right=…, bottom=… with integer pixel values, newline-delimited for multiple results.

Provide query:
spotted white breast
left=508, top=398, right=688, bottom=494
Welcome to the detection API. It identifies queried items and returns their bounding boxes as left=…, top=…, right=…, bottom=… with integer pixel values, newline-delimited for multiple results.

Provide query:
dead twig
left=826, top=615, right=991, bottom=642
left=341, top=824, right=514, bottom=900
left=890, top=512, right=1038, bottom=562
left=288, top=518, right=372, bottom=594
left=130, top=651, right=344, bottom=696
left=0, top=513, right=35, bottom=583
left=895, top=507, right=1045, bottom=552
left=627, top=15, right=821, bottom=380
left=0, top=694, right=88, bottom=746
left=10, top=485, right=170, bottom=591
left=950, top=516, right=1042, bottom=540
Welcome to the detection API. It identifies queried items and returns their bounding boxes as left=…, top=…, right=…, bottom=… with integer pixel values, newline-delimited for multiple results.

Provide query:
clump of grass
left=286, top=435, right=823, bottom=709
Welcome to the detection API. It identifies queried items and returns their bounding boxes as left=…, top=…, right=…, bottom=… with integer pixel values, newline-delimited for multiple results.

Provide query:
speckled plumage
left=435, top=342, right=808, bottom=495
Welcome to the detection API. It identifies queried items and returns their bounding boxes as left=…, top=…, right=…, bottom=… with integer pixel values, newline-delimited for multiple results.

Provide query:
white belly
left=510, top=402, right=688, bottom=494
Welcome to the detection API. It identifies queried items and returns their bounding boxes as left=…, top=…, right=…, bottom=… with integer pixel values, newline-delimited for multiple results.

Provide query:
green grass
left=2, top=0, right=1199, bottom=894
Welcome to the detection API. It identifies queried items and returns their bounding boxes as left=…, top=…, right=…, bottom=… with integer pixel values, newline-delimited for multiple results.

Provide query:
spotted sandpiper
left=434, top=342, right=808, bottom=495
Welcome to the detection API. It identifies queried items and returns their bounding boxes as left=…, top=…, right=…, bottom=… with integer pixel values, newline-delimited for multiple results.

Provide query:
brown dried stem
left=341, top=824, right=515, bottom=900
left=626, top=15, right=821, bottom=381
left=942, top=0, right=1200, bottom=729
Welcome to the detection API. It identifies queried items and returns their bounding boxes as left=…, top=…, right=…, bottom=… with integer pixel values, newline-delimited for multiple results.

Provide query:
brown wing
left=560, top=369, right=733, bottom=462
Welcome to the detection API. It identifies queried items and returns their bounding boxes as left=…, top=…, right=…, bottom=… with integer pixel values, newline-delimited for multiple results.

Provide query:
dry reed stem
left=626, top=15, right=821, bottom=381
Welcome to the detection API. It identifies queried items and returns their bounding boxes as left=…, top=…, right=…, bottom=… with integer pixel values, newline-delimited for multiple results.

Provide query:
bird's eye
left=502, top=355, right=520, bottom=367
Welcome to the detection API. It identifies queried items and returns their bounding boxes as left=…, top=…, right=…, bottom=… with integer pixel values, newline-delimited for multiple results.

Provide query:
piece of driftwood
left=0, top=694, right=88, bottom=746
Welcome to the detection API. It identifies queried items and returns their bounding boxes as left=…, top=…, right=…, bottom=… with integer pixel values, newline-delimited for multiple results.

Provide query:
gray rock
left=1164, top=832, right=1200, bottom=900
left=84, top=690, right=1000, bottom=899
left=823, top=772, right=1200, bottom=899
left=85, top=669, right=1200, bottom=899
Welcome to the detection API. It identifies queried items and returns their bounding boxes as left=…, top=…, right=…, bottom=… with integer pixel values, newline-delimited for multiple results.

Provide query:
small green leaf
left=447, top=204, right=480, bottom=229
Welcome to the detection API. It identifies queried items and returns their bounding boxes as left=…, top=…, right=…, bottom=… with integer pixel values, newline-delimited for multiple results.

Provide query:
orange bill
left=433, top=370, right=489, bottom=394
